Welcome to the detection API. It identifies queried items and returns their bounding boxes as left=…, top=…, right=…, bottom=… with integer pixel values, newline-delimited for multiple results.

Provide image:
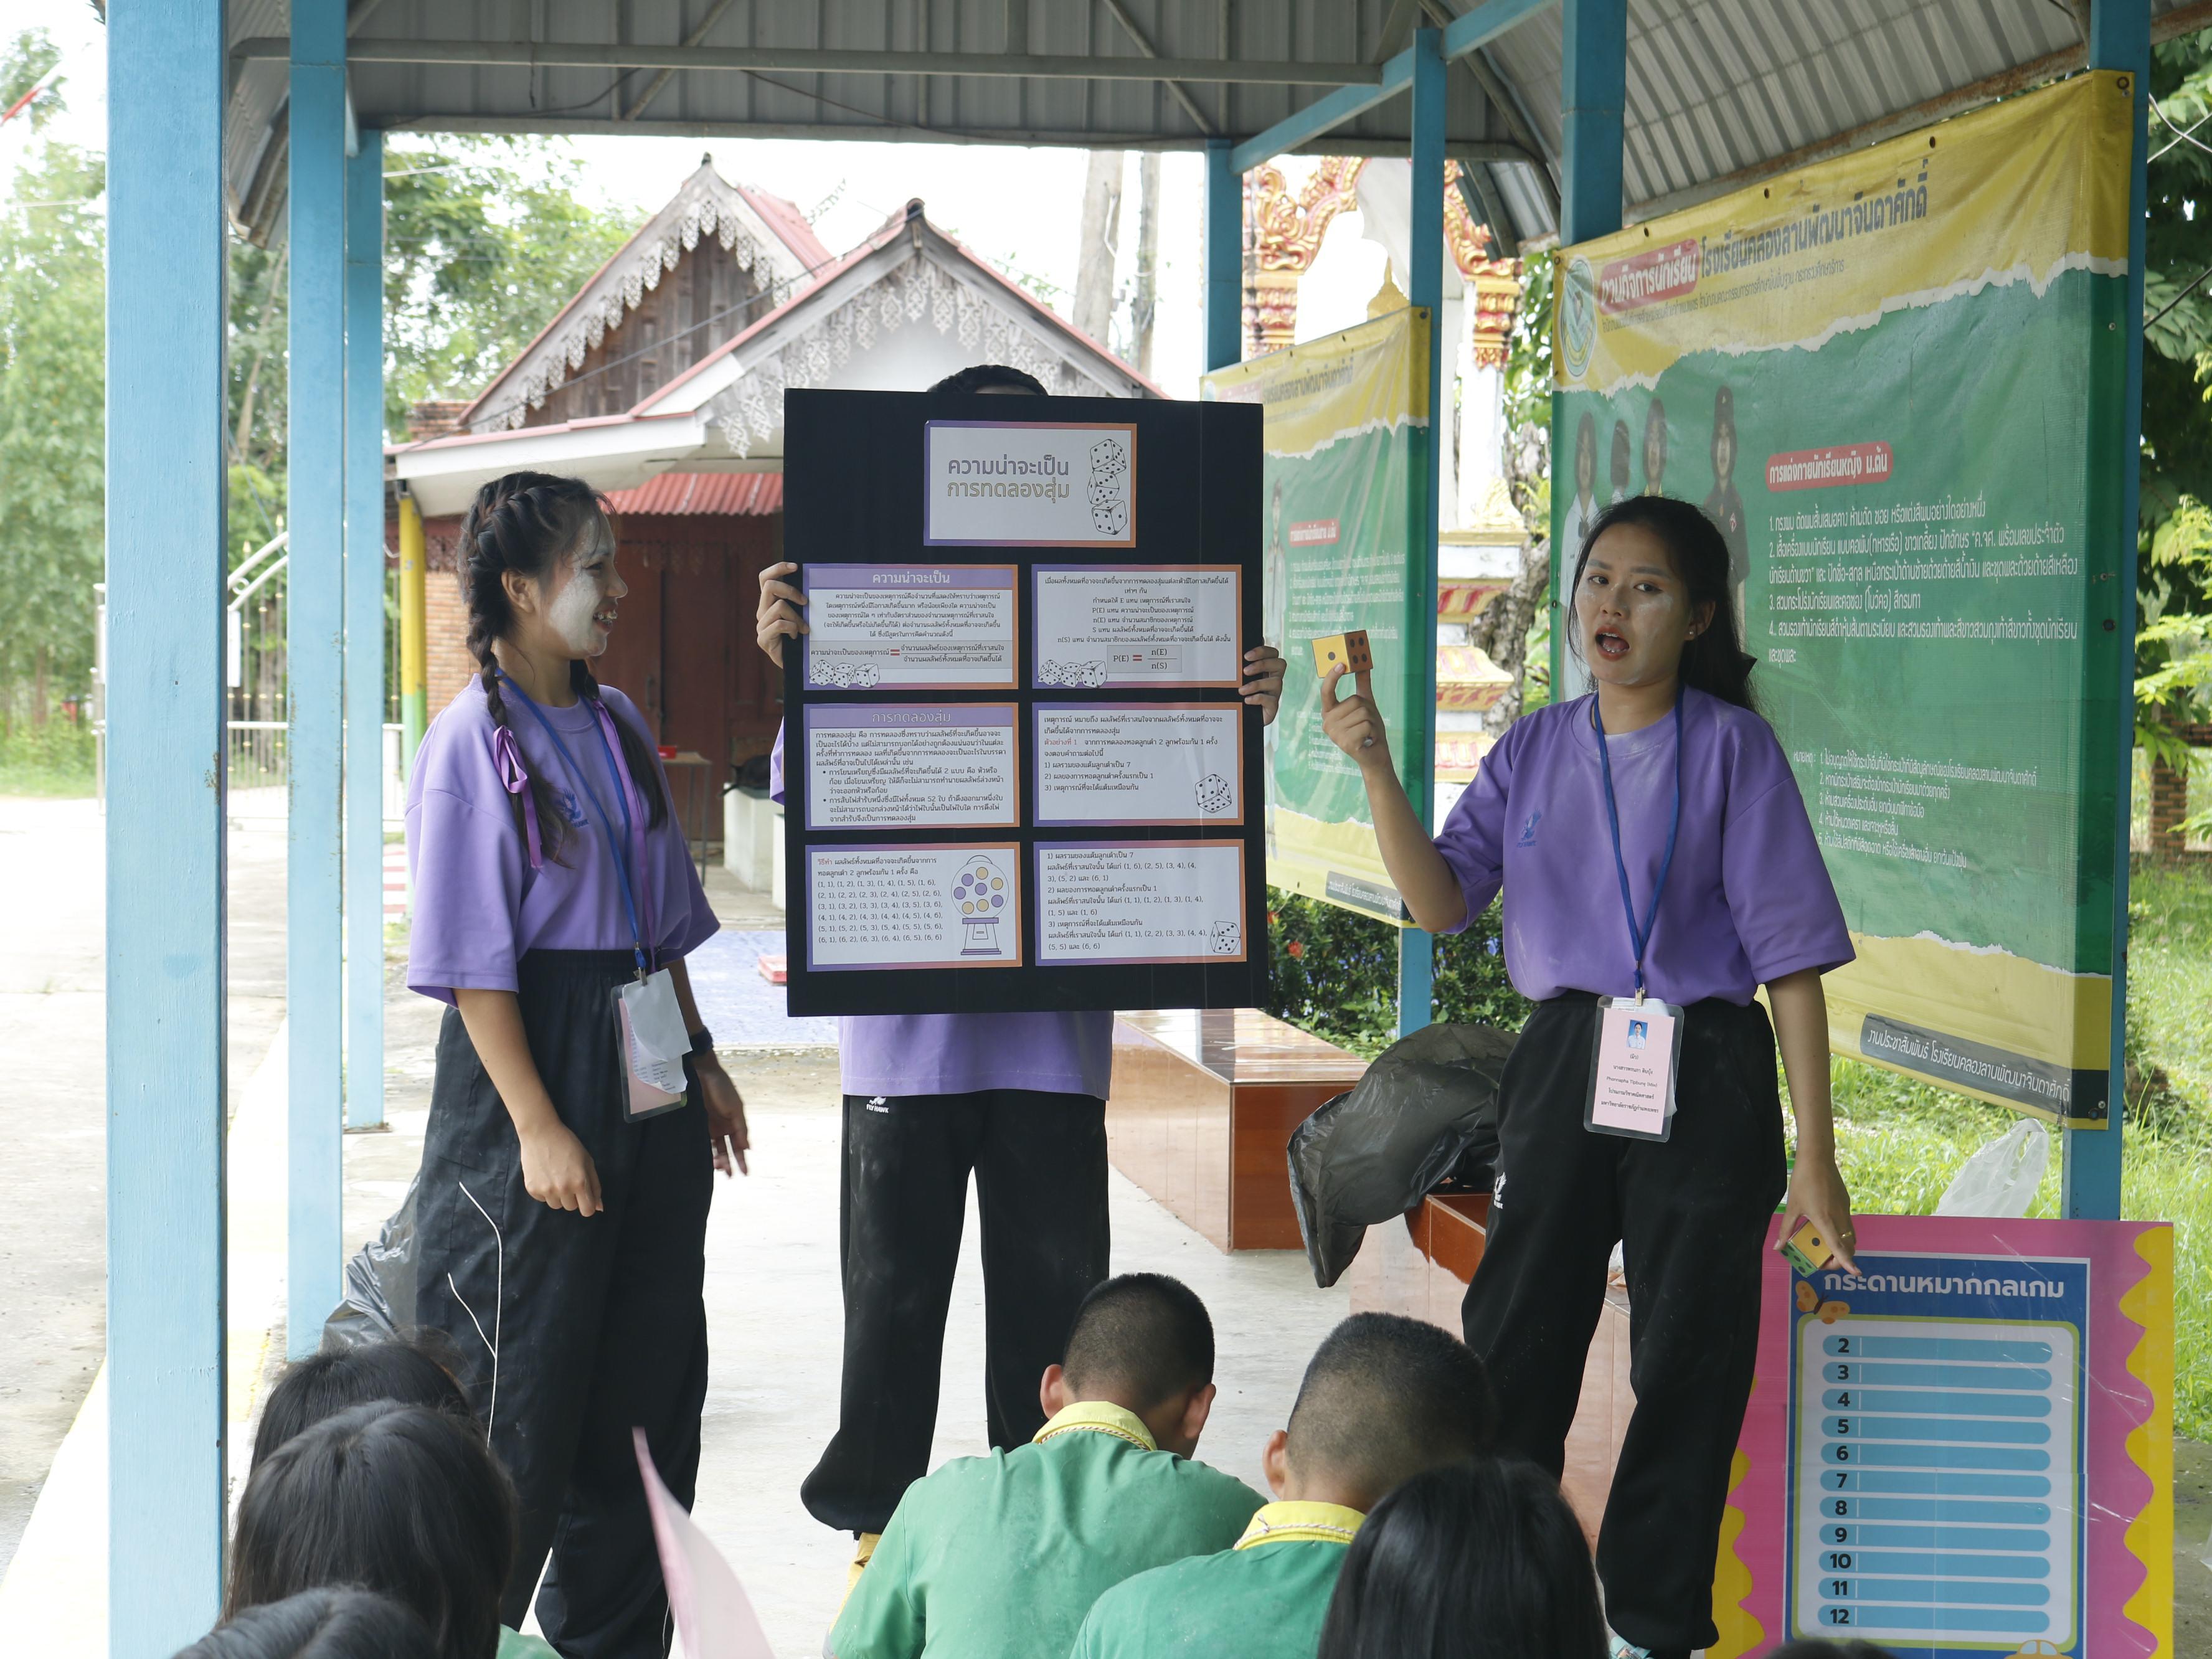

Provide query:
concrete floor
left=0, top=796, right=290, bottom=1569
left=4, top=808, right=2210, bottom=1652
left=344, top=871, right=1352, bottom=1658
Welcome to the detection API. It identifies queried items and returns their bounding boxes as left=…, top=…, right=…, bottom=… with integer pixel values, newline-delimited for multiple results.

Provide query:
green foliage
left=0, top=717, right=93, bottom=795
left=0, top=132, right=104, bottom=723
left=1503, top=253, right=1552, bottom=435
left=0, top=27, right=64, bottom=130
left=1263, top=887, right=1531, bottom=1059
left=380, top=137, right=637, bottom=431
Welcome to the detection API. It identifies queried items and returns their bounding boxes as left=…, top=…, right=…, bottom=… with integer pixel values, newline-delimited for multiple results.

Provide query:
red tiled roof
left=604, top=472, right=784, bottom=516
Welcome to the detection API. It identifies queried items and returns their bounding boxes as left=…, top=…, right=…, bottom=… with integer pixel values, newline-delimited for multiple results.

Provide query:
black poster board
left=782, top=388, right=1267, bottom=1018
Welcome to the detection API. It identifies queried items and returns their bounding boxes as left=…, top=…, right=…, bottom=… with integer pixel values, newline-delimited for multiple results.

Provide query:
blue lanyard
left=499, top=674, right=649, bottom=978
left=1593, top=691, right=1683, bottom=1001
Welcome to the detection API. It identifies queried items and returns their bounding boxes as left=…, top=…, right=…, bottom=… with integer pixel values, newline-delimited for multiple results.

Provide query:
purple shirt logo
left=1516, top=809, right=1543, bottom=847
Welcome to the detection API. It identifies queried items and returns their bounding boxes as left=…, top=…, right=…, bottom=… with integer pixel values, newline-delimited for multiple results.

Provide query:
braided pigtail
left=570, top=660, right=670, bottom=830
left=459, top=471, right=606, bottom=864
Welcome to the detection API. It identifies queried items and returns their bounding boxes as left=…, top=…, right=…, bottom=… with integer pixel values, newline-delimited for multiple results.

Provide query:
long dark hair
left=1315, top=1458, right=1607, bottom=1659
left=1568, top=493, right=1757, bottom=711
left=252, top=1339, right=473, bottom=1468
left=225, top=1402, right=515, bottom=1659
left=174, top=1589, right=438, bottom=1659
left=460, top=470, right=669, bottom=864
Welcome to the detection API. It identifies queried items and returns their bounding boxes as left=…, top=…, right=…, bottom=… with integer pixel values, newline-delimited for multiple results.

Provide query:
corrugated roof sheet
left=226, top=0, right=2212, bottom=250
left=604, top=473, right=785, bottom=516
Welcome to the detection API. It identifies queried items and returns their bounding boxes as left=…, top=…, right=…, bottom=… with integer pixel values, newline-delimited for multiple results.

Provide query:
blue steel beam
left=106, top=1, right=229, bottom=1648
left=1558, top=0, right=1627, bottom=245
left=1227, top=0, right=1552, bottom=174
left=290, top=0, right=347, bottom=1356
left=1204, top=139, right=1242, bottom=371
left=1549, top=0, right=1628, bottom=696
left=344, top=132, right=385, bottom=1132
left=1399, top=27, right=1449, bottom=1039
left=2068, top=0, right=2148, bottom=1219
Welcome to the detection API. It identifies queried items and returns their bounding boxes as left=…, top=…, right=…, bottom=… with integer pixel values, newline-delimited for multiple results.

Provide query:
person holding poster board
left=755, top=364, right=1287, bottom=1580
left=1320, top=496, right=1858, bottom=1659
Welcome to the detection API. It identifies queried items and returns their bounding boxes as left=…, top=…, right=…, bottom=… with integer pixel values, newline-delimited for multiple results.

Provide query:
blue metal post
left=1551, top=0, right=1629, bottom=714
left=345, top=132, right=385, bottom=1131
left=2069, top=0, right=2149, bottom=1219
left=1204, top=138, right=1243, bottom=371
left=1559, top=0, right=1628, bottom=247
left=290, top=0, right=347, bottom=1354
left=1399, top=27, right=1447, bottom=1038
left=106, top=1, right=228, bottom=1647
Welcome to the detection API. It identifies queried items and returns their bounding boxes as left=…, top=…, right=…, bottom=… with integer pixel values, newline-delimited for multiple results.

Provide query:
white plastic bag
left=1934, top=1120, right=2050, bottom=1217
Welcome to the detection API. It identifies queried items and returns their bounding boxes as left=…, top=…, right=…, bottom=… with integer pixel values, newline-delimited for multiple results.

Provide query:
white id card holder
left=1585, top=995, right=1683, bottom=1142
left=614, top=969, right=690, bottom=1122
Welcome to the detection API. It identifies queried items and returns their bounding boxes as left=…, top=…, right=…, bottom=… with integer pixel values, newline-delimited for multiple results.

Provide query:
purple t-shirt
left=1435, top=689, right=1852, bottom=1005
left=771, top=724, right=1113, bottom=1099
left=407, top=680, right=719, bottom=1003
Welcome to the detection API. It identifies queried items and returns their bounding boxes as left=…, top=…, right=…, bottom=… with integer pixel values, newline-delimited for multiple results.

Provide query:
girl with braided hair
left=402, top=470, right=749, bottom=1657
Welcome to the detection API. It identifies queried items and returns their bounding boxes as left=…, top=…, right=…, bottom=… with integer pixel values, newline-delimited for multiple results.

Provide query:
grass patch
left=0, top=722, right=96, bottom=796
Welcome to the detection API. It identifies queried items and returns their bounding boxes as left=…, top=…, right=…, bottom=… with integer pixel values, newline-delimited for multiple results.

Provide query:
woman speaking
left=404, top=471, right=750, bottom=1656
left=1320, top=494, right=1858, bottom=1659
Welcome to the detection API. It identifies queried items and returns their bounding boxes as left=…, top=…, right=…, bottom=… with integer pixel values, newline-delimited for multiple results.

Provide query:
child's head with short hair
left=1042, top=1273, right=1218, bottom=1457
left=1315, top=1456, right=1607, bottom=1659
left=173, top=1589, right=437, bottom=1659
left=227, top=1401, right=515, bottom=1659
left=252, top=1340, right=473, bottom=1467
left=1266, top=1313, right=1496, bottom=1511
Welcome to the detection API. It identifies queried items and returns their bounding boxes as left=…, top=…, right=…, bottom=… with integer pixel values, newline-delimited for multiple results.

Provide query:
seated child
left=251, top=1338, right=473, bottom=1466
left=831, top=1273, right=1265, bottom=1659
left=173, top=1588, right=438, bottom=1659
left=227, top=1400, right=517, bottom=1659
left=1071, top=1312, right=1495, bottom=1659
left=248, top=1341, right=552, bottom=1659
left=1314, top=1457, right=1607, bottom=1659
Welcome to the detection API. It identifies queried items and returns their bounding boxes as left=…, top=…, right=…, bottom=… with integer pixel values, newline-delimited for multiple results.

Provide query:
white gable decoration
left=708, top=250, right=1118, bottom=460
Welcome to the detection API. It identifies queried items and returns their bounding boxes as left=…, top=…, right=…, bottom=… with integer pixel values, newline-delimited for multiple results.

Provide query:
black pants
left=800, top=1089, right=1112, bottom=1534
left=1462, top=993, right=1784, bottom=1655
left=416, top=950, right=714, bottom=1659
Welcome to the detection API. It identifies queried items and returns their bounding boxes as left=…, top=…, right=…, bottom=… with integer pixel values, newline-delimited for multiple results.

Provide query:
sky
left=0, top=4, right=1394, bottom=404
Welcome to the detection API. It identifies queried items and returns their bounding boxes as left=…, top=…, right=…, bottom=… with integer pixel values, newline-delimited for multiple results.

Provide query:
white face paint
left=545, top=521, right=622, bottom=658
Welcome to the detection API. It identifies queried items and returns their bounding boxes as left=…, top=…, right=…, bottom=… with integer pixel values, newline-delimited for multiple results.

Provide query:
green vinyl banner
left=1204, top=308, right=1432, bottom=923
left=1552, top=73, right=2134, bottom=1124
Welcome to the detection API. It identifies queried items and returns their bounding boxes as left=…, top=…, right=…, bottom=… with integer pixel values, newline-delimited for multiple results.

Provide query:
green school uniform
left=829, top=1401, right=1266, bottom=1659
left=497, top=1629, right=559, bottom=1658
left=1067, top=1501, right=1364, bottom=1659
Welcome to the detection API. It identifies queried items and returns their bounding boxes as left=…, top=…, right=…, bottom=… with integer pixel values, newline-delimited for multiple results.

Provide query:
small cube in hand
left=1310, top=630, right=1373, bottom=676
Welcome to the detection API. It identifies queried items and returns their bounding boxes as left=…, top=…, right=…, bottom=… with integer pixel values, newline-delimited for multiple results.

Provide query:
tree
left=0, top=31, right=103, bottom=731
left=379, top=136, right=636, bottom=432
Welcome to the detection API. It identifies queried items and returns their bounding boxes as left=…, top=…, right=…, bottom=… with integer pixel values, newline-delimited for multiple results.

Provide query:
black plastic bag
left=323, top=1173, right=421, bottom=1350
left=1287, top=1022, right=1518, bottom=1288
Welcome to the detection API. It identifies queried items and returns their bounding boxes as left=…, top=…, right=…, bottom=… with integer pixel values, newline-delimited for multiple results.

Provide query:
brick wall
left=2150, top=754, right=2190, bottom=857
left=422, top=514, right=480, bottom=712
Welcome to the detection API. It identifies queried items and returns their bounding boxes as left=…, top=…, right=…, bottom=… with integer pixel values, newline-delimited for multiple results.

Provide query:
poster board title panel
left=925, top=420, right=1137, bottom=547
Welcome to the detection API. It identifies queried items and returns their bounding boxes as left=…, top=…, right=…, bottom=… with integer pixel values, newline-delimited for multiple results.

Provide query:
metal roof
left=604, top=471, right=785, bottom=516
left=228, top=0, right=2212, bottom=251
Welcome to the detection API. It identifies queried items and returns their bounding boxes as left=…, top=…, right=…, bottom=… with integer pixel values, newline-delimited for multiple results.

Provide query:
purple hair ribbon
left=491, top=724, right=544, bottom=871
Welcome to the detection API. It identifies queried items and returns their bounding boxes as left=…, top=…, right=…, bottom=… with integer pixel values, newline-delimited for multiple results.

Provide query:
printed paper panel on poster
left=1708, top=1214, right=2173, bottom=1659
left=1203, top=308, right=1431, bottom=924
left=1034, top=840, right=1248, bottom=965
left=806, top=843, right=1023, bottom=971
left=1034, top=704, right=1244, bottom=826
left=924, top=420, right=1137, bottom=546
left=801, top=704, right=1019, bottom=831
left=1031, top=565, right=1242, bottom=689
left=1549, top=73, right=2132, bottom=1123
left=801, top=564, right=1018, bottom=691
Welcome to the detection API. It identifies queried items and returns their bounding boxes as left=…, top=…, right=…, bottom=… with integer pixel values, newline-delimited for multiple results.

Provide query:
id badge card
left=614, top=968, right=690, bottom=1122
left=1585, top=995, right=1683, bottom=1142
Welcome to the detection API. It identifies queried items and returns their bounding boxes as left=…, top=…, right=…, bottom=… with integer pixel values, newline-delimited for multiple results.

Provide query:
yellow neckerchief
left=1233, top=1501, right=1366, bottom=1549
left=1033, top=1400, right=1158, bottom=1452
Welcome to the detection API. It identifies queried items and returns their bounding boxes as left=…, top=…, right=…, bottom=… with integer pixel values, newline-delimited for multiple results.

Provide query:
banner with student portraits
left=1551, top=73, right=2132, bottom=1124
left=1204, top=308, right=1432, bottom=923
